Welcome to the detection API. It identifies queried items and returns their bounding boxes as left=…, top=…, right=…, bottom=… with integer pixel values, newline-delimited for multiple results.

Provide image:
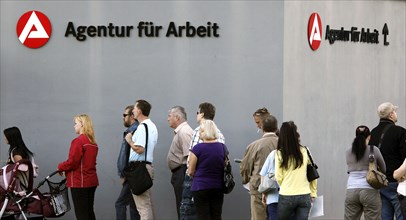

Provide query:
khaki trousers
left=250, top=193, right=267, bottom=220
left=344, top=188, right=381, bottom=220
left=132, top=164, right=155, bottom=220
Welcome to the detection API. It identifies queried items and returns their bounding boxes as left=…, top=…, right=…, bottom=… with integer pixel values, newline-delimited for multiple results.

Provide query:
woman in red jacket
left=58, top=114, right=99, bottom=220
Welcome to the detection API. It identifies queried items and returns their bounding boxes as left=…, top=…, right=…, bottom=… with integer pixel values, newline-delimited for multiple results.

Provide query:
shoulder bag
left=366, top=145, right=388, bottom=189
left=123, top=123, right=153, bottom=195
left=11, top=147, right=39, bottom=177
left=305, top=146, right=320, bottom=182
left=223, top=145, right=235, bottom=194
left=258, top=151, right=277, bottom=193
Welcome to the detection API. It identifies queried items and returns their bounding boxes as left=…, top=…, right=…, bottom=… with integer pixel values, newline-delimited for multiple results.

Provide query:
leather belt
left=129, top=161, right=152, bottom=165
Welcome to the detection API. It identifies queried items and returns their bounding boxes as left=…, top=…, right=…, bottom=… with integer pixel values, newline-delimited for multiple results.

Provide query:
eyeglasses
left=123, top=113, right=132, bottom=117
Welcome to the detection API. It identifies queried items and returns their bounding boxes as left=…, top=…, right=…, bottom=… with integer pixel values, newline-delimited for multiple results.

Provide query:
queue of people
left=243, top=102, right=405, bottom=220
left=2, top=101, right=405, bottom=220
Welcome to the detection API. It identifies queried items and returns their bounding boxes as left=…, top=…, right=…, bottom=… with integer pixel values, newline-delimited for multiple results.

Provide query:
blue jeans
left=180, top=175, right=198, bottom=220
left=381, top=182, right=404, bottom=220
left=277, top=194, right=311, bottom=220
left=115, top=181, right=140, bottom=220
left=399, top=194, right=406, bottom=218
left=267, top=203, right=278, bottom=220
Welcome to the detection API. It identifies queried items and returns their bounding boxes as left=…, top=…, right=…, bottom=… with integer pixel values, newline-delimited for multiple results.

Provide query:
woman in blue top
left=260, top=150, right=279, bottom=220
left=188, top=119, right=228, bottom=220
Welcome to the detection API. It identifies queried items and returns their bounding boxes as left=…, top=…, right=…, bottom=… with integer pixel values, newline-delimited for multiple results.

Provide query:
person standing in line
left=116, top=105, right=140, bottom=220
left=125, top=99, right=158, bottom=220
left=188, top=120, right=228, bottom=220
left=167, top=106, right=193, bottom=219
left=190, top=102, right=225, bottom=147
left=240, top=115, right=279, bottom=220
left=369, top=102, right=406, bottom=220
left=58, top=114, right=99, bottom=220
left=393, top=158, right=406, bottom=218
left=179, top=102, right=225, bottom=220
left=275, top=121, right=317, bottom=220
left=253, top=107, right=270, bottom=132
left=345, top=125, right=386, bottom=220
left=260, top=149, right=279, bottom=220
left=3, top=126, right=35, bottom=164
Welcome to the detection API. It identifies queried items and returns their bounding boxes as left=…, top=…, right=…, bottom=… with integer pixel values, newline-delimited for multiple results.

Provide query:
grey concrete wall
left=283, top=1, right=405, bottom=219
left=1, top=1, right=283, bottom=219
left=1, top=1, right=405, bottom=219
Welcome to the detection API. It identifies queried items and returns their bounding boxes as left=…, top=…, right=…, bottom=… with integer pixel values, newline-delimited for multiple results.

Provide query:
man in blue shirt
left=116, top=105, right=140, bottom=220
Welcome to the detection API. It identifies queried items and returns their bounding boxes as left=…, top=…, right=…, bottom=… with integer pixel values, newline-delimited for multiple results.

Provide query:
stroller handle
left=37, top=170, right=60, bottom=188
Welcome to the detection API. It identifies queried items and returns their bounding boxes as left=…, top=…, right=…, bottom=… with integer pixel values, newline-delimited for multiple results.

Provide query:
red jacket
left=58, top=134, right=99, bottom=188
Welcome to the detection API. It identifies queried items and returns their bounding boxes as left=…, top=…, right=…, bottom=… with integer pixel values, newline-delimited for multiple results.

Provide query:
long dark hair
left=277, top=121, right=303, bottom=170
left=4, top=127, right=34, bottom=159
left=352, top=125, right=370, bottom=161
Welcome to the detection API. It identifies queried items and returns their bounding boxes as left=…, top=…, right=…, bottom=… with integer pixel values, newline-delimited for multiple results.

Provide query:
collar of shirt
left=125, top=121, right=139, bottom=134
left=174, top=121, right=188, bottom=134
left=262, top=132, right=276, bottom=138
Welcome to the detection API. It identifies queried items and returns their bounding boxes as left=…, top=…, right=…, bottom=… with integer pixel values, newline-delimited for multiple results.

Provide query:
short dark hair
left=261, top=115, right=278, bottom=132
left=199, top=102, right=216, bottom=120
left=135, top=99, right=151, bottom=116
left=125, top=105, right=134, bottom=114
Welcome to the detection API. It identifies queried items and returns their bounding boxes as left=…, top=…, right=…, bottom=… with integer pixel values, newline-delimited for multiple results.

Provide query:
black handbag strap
left=222, top=144, right=228, bottom=161
left=305, top=146, right=316, bottom=167
left=378, top=124, right=393, bottom=149
left=143, top=123, right=148, bottom=162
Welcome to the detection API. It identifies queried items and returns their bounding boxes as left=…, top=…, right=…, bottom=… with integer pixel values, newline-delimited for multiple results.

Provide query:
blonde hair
left=199, top=120, right=219, bottom=141
left=74, top=114, right=96, bottom=144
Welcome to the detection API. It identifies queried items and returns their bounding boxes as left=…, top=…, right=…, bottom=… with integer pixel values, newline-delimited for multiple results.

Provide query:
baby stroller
left=0, top=160, right=70, bottom=219
left=0, top=159, right=34, bottom=219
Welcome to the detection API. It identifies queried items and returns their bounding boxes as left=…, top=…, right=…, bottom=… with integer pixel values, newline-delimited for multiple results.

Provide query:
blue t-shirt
left=191, top=142, right=226, bottom=191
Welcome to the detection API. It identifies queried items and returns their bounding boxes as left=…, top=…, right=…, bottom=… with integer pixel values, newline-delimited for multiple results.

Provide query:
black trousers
left=399, top=194, right=406, bottom=218
left=192, top=189, right=224, bottom=220
left=71, top=187, right=97, bottom=220
left=171, top=165, right=187, bottom=219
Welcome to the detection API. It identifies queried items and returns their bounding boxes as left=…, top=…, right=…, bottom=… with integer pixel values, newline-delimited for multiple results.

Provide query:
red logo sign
left=308, top=13, right=322, bottom=51
left=16, top=11, right=52, bottom=49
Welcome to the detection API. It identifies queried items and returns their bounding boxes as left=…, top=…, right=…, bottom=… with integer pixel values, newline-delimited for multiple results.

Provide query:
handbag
left=258, top=172, right=277, bottom=194
left=223, top=145, right=235, bottom=194
left=305, top=146, right=320, bottom=182
left=258, top=151, right=277, bottom=193
left=123, top=123, right=153, bottom=195
left=366, top=145, right=388, bottom=189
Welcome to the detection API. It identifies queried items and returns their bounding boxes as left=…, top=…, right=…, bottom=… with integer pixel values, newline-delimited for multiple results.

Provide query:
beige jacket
left=240, top=133, right=278, bottom=194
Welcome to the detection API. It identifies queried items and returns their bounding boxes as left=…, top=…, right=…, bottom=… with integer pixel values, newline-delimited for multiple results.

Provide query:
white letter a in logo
left=18, top=11, right=49, bottom=44
left=309, top=15, right=321, bottom=44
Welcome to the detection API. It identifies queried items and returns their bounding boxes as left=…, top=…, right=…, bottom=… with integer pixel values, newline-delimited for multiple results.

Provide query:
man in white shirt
left=125, top=99, right=158, bottom=220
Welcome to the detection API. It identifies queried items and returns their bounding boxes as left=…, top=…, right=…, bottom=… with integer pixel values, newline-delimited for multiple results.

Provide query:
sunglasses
left=123, top=113, right=132, bottom=117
